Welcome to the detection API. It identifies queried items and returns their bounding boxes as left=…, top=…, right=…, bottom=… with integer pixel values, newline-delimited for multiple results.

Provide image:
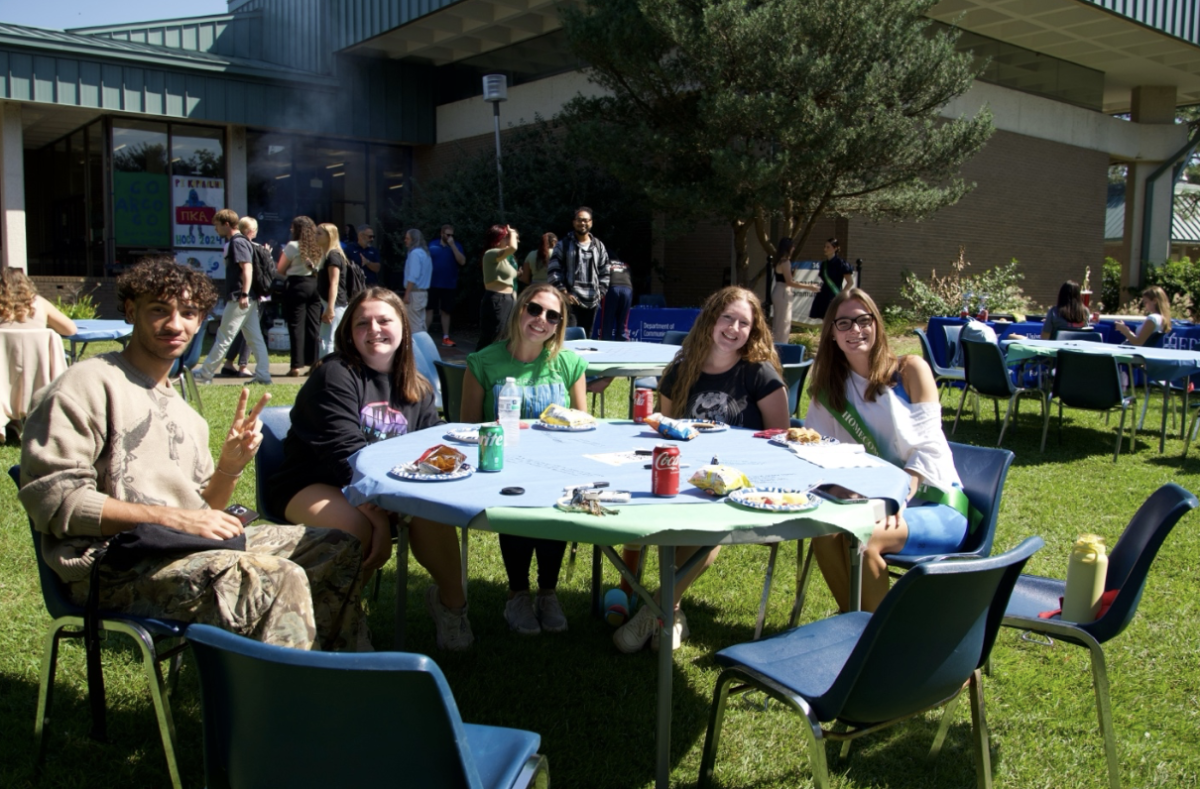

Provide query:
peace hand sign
left=218, top=388, right=272, bottom=475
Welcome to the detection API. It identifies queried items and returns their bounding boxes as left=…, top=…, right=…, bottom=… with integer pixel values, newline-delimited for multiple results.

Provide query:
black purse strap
left=84, top=544, right=110, bottom=742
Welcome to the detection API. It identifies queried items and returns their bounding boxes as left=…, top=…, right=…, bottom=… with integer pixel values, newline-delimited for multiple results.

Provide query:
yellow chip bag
left=689, top=463, right=751, bottom=496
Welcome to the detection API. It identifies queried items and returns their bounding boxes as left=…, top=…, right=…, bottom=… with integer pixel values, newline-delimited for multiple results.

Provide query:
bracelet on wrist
left=216, top=466, right=243, bottom=479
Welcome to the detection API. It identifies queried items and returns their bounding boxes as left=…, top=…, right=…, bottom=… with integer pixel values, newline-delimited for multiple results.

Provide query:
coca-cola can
left=633, top=388, right=654, bottom=424
left=651, top=444, right=680, bottom=497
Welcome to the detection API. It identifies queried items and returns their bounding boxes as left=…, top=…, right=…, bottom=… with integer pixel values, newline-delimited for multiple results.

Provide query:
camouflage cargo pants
left=68, top=524, right=365, bottom=651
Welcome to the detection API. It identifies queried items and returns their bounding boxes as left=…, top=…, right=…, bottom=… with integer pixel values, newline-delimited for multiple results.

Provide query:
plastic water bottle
left=498, top=377, right=522, bottom=446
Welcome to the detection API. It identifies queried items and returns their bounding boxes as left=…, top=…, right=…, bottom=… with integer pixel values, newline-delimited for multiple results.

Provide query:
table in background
left=66, top=320, right=132, bottom=363
left=346, top=420, right=908, bottom=789
left=566, top=338, right=682, bottom=415
left=627, top=307, right=701, bottom=342
left=926, top=316, right=1043, bottom=367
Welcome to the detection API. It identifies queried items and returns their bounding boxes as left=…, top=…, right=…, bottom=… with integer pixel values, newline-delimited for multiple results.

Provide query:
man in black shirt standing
left=547, top=206, right=611, bottom=336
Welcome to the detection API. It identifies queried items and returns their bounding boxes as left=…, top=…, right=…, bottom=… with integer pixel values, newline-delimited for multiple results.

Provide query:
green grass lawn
left=2, top=337, right=1199, bottom=788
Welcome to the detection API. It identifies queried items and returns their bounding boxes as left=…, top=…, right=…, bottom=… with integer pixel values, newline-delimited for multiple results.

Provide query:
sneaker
left=651, top=607, right=689, bottom=652
left=613, top=605, right=659, bottom=653
left=535, top=591, right=568, bottom=633
left=191, top=367, right=214, bottom=384
left=425, top=586, right=474, bottom=651
left=504, top=591, right=541, bottom=635
left=441, top=336, right=456, bottom=347
left=220, top=365, right=239, bottom=377
left=249, top=375, right=273, bottom=386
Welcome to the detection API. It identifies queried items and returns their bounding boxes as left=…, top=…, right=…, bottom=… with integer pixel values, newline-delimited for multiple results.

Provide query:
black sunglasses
left=525, top=302, right=562, bottom=325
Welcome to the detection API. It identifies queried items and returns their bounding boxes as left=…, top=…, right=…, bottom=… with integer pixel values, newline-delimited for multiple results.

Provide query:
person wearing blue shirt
left=428, top=224, right=466, bottom=347
left=344, top=225, right=382, bottom=287
left=403, top=228, right=433, bottom=333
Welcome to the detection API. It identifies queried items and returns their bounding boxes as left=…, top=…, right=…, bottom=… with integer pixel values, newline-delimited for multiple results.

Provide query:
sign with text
left=628, top=307, right=701, bottom=343
left=175, top=248, right=225, bottom=280
left=113, top=172, right=170, bottom=247
left=173, top=177, right=225, bottom=249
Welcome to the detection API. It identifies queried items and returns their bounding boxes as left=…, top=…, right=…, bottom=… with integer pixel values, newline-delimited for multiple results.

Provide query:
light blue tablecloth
left=564, top=339, right=680, bottom=373
left=68, top=320, right=133, bottom=342
left=345, top=420, right=911, bottom=538
left=1004, top=339, right=1200, bottom=382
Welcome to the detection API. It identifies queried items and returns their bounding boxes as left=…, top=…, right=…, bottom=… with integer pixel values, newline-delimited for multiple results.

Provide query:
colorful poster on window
left=173, top=177, right=224, bottom=249
left=113, top=172, right=171, bottom=247
left=176, top=248, right=225, bottom=280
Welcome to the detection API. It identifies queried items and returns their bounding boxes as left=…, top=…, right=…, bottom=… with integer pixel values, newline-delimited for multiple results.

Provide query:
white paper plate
left=444, top=428, right=480, bottom=444
left=389, top=463, right=475, bottom=482
left=727, top=486, right=821, bottom=513
left=534, top=420, right=598, bottom=432
left=769, top=434, right=840, bottom=448
left=678, top=420, right=729, bottom=433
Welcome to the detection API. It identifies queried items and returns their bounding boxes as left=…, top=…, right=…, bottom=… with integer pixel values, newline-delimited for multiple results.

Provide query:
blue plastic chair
left=699, top=538, right=1043, bottom=789
left=781, top=359, right=813, bottom=425
left=1001, top=483, right=1197, bottom=789
left=436, top=359, right=468, bottom=422
left=185, top=623, right=548, bottom=789
left=1050, top=349, right=1137, bottom=462
left=913, top=327, right=965, bottom=397
left=170, top=315, right=209, bottom=414
left=8, top=467, right=186, bottom=789
left=774, top=342, right=806, bottom=364
left=783, top=442, right=1015, bottom=629
left=411, top=330, right=444, bottom=411
left=564, top=326, right=586, bottom=341
left=662, top=330, right=689, bottom=346
left=954, top=339, right=1050, bottom=448
left=1054, top=330, right=1104, bottom=342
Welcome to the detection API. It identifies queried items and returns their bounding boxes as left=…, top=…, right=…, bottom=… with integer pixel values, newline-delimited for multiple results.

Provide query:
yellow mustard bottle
left=1061, top=534, right=1109, bottom=623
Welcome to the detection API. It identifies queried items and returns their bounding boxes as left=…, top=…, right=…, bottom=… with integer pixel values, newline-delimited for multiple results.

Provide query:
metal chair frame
left=953, top=339, right=1050, bottom=448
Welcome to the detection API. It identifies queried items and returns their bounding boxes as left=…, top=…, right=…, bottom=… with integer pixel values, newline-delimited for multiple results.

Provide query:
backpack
left=249, top=241, right=276, bottom=300
left=343, top=251, right=367, bottom=301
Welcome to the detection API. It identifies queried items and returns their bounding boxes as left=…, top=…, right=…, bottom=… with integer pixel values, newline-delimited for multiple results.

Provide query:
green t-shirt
left=483, top=249, right=518, bottom=288
left=524, top=250, right=549, bottom=284
left=466, top=342, right=588, bottom=421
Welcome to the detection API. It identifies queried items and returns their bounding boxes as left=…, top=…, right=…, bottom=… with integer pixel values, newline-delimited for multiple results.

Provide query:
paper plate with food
left=727, top=486, right=821, bottom=513
left=444, top=426, right=480, bottom=444
left=390, top=444, right=475, bottom=481
left=769, top=426, right=840, bottom=448
left=535, top=404, right=598, bottom=431
left=677, top=419, right=729, bottom=433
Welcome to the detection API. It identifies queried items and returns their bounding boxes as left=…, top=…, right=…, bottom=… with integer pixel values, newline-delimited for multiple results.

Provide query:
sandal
left=286, top=368, right=303, bottom=377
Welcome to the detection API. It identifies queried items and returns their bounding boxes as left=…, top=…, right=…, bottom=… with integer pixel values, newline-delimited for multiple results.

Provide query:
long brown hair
left=333, top=286, right=432, bottom=403
left=499, top=283, right=568, bottom=361
left=0, top=267, right=39, bottom=323
left=535, top=232, right=557, bottom=272
left=291, top=216, right=322, bottom=269
left=1055, top=280, right=1088, bottom=325
left=1142, top=285, right=1172, bottom=333
left=660, top=287, right=780, bottom=409
left=809, top=287, right=896, bottom=412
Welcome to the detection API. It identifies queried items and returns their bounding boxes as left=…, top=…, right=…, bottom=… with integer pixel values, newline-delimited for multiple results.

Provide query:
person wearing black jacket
left=266, top=287, right=474, bottom=650
left=547, top=206, right=610, bottom=335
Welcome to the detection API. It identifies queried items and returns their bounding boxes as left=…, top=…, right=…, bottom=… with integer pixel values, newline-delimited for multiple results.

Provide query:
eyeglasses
left=833, top=315, right=874, bottom=332
left=525, top=302, right=562, bottom=325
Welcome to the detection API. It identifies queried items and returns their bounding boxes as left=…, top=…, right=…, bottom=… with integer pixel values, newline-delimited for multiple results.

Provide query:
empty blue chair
left=1002, top=483, right=1197, bottom=789
left=564, top=326, right=586, bottom=341
left=954, top=339, right=1050, bottom=448
left=186, top=623, right=548, bottom=789
left=661, top=330, right=689, bottom=346
left=8, top=467, right=186, bottom=789
left=913, top=327, right=964, bottom=397
left=1053, top=330, right=1104, bottom=342
left=436, top=359, right=469, bottom=422
left=774, top=342, right=806, bottom=364
left=700, top=537, right=1043, bottom=789
left=411, top=330, right=444, bottom=411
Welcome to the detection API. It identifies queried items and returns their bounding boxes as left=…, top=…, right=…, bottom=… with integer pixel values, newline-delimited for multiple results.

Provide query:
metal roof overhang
left=928, top=0, right=1200, bottom=112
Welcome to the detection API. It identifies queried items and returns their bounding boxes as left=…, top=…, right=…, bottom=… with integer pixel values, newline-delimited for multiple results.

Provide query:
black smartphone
left=812, top=484, right=870, bottom=505
left=225, top=504, right=259, bottom=525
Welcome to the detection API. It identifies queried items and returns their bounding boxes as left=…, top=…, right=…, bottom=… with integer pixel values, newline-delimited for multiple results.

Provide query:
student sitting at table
left=460, top=283, right=588, bottom=636
left=613, top=286, right=789, bottom=653
left=0, top=267, right=78, bottom=336
left=265, top=287, right=474, bottom=651
left=1115, top=285, right=1172, bottom=346
left=1041, top=280, right=1092, bottom=339
left=806, top=287, right=967, bottom=612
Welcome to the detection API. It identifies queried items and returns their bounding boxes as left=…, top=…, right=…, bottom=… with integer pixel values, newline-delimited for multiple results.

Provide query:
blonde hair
left=238, top=216, right=258, bottom=236
left=0, top=268, right=39, bottom=323
left=808, top=287, right=896, bottom=412
left=660, top=287, right=781, bottom=409
left=500, top=284, right=569, bottom=361
left=1142, top=286, right=1172, bottom=333
left=317, top=223, right=342, bottom=256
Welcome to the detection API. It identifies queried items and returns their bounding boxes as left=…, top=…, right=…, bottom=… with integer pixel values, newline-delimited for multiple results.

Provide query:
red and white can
left=633, top=388, right=654, bottom=424
left=651, top=444, right=680, bottom=497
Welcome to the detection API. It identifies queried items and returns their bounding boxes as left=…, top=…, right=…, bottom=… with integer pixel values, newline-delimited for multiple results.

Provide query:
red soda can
left=633, top=388, right=654, bottom=424
left=651, top=444, right=680, bottom=497
left=976, top=307, right=988, bottom=322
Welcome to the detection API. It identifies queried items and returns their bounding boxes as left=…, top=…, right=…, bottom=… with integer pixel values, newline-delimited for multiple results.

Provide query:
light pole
left=482, top=74, right=508, bottom=217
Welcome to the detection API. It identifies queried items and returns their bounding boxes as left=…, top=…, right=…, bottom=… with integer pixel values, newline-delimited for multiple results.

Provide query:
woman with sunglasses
left=460, top=283, right=588, bottom=636
left=477, top=224, right=520, bottom=350
left=806, top=287, right=965, bottom=612
left=612, top=286, right=789, bottom=652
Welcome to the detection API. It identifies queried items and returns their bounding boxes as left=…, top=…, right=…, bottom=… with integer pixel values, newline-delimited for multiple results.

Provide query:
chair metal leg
left=1079, top=634, right=1122, bottom=789
left=1039, top=393, right=1051, bottom=452
left=394, top=523, right=410, bottom=650
left=566, top=541, right=579, bottom=582
left=698, top=672, right=736, bottom=788
left=997, top=394, right=1018, bottom=446
left=754, top=543, right=779, bottom=640
left=1114, top=406, right=1129, bottom=462
left=116, top=622, right=183, bottom=789
left=953, top=385, right=969, bottom=434
left=968, top=669, right=994, bottom=789
left=34, top=624, right=66, bottom=766
left=788, top=540, right=816, bottom=629
left=929, top=686, right=964, bottom=759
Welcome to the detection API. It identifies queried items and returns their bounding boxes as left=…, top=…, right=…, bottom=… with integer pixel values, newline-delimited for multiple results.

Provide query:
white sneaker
left=425, top=586, right=474, bottom=651
left=191, top=367, right=214, bottom=384
left=505, top=591, right=541, bottom=635
left=651, top=608, right=689, bottom=651
left=613, top=605, right=659, bottom=653
left=535, top=591, right=568, bottom=633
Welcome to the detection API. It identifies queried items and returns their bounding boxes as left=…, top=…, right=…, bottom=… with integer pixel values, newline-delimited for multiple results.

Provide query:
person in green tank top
left=477, top=224, right=519, bottom=350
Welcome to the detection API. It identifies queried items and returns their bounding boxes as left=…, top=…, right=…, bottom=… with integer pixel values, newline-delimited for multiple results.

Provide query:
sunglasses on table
left=833, top=315, right=875, bottom=332
left=525, top=302, right=562, bottom=324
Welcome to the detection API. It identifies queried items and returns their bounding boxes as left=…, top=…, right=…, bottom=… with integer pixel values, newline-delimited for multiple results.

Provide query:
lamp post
left=482, top=74, right=508, bottom=217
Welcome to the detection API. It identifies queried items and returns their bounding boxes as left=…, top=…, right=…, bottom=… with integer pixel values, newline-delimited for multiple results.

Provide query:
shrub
left=1101, top=256, right=1123, bottom=313
left=886, top=247, right=1036, bottom=322
left=53, top=292, right=98, bottom=320
left=1142, top=256, right=1200, bottom=320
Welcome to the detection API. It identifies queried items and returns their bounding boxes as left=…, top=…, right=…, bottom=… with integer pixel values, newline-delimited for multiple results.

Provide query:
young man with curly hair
left=17, top=256, right=367, bottom=651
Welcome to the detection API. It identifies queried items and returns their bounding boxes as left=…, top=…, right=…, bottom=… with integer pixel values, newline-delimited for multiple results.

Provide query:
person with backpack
left=192, top=211, right=273, bottom=385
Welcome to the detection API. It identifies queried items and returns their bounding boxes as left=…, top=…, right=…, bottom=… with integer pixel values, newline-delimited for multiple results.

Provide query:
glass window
left=171, top=126, right=226, bottom=250
left=171, top=125, right=224, bottom=177
left=112, top=120, right=170, bottom=247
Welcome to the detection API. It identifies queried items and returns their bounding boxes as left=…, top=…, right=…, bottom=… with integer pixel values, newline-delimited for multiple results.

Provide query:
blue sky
left=3, top=1, right=230, bottom=31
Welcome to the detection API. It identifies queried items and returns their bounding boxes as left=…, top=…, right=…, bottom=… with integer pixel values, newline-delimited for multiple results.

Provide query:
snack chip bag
left=651, top=415, right=699, bottom=441
left=415, top=444, right=467, bottom=475
left=689, top=463, right=751, bottom=496
left=539, top=403, right=596, bottom=428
